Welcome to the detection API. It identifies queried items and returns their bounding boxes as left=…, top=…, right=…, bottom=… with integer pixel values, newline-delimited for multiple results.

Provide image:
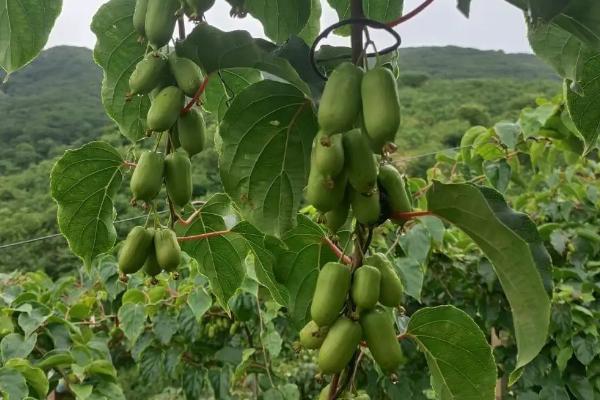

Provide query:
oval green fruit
left=360, top=307, right=404, bottom=372
left=168, top=53, right=204, bottom=97
left=119, top=226, right=154, bottom=274
left=145, top=0, right=179, bottom=49
left=133, top=0, right=149, bottom=37
left=130, top=151, right=164, bottom=203
left=177, top=109, right=206, bottom=156
left=306, top=169, right=347, bottom=213
left=313, top=131, right=344, bottom=178
left=318, top=62, right=363, bottom=135
left=365, top=253, right=403, bottom=307
left=361, top=67, right=400, bottom=150
left=350, top=188, right=381, bottom=225
left=299, top=320, right=329, bottom=350
left=147, top=86, right=185, bottom=132
left=324, top=195, right=349, bottom=234
left=129, top=53, right=168, bottom=96
left=154, top=229, right=181, bottom=272
left=378, top=164, right=411, bottom=222
left=351, top=265, right=381, bottom=310
left=343, top=129, right=378, bottom=194
left=165, top=150, right=193, bottom=208
left=311, top=262, right=351, bottom=326
left=318, top=317, right=362, bottom=374
left=143, top=236, right=163, bottom=277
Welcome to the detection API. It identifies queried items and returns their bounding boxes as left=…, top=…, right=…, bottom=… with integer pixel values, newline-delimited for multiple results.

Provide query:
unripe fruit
left=305, top=169, right=347, bottom=212
left=299, top=320, right=329, bottom=350
left=119, top=226, right=154, bottom=274
left=324, top=195, right=349, bottom=234
left=129, top=53, right=168, bottom=96
left=311, top=262, right=351, bottom=326
left=343, top=129, right=378, bottom=194
left=168, top=53, right=204, bottom=97
left=313, top=131, right=344, bottom=178
left=360, top=307, right=405, bottom=372
left=361, top=67, right=401, bottom=150
left=350, top=188, right=381, bottom=225
left=133, top=0, right=149, bottom=37
left=351, top=265, right=381, bottom=310
left=145, top=0, right=179, bottom=50
left=378, top=164, right=411, bottom=222
left=143, top=235, right=162, bottom=277
left=164, top=150, right=193, bottom=208
left=130, top=151, right=164, bottom=203
left=365, top=253, right=403, bottom=307
left=154, top=229, right=181, bottom=272
left=318, top=317, right=362, bottom=374
left=318, top=62, right=363, bottom=135
left=147, top=86, right=185, bottom=132
left=177, top=109, right=206, bottom=156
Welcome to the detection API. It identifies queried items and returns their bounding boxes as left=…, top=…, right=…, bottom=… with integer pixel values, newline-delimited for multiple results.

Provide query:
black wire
left=309, top=18, right=402, bottom=80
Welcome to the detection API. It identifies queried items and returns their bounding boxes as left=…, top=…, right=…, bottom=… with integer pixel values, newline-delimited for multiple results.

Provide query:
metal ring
left=309, top=18, right=402, bottom=80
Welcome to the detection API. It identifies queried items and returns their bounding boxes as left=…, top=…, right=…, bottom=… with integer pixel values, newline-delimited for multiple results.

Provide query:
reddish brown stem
left=177, top=230, right=230, bottom=242
left=323, top=237, right=352, bottom=265
left=176, top=208, right=203, bottom=226
left=392, top=210, right=434, bottom=220
left=122, top=161, right=137, bottom=168
left=329, top=374, right=340, bottom=400
left=386, top=0, right=435, bottom=27
left=181, top=75, right=211, bottom=115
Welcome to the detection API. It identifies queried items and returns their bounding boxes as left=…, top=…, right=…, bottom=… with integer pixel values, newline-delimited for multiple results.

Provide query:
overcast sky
left=47, top=0, right=532, bottom=53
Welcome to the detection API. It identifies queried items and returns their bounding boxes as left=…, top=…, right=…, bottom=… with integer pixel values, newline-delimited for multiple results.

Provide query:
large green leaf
left=50, top=142, right=123, bottom=266
left=551, top=1, right=600, bottom=52
left=246, top=0, right=311, bottom=43
left=274, top=215, right=337, bottom=328
left=175, top=194, right=248, bottom=309
left=427, top=182, right=551, bottom=373
left=407, top=306, right=496, bottom=400
left=117, top=302, right=146, bottom=345
left=0, top=367, right=28, bottom=400
left=176, top=23, right=310, bottom=95
left=298, top=0, right=322, bottom=44
left=203, top=68, right=262, bottom=122
left=219, top=80, right=317, bottom=237
left=91, top=0, right=150, bottom=141
left=0, top=333, right=37, bottom=362
left=565, top=49, right=600, bottom=153
left=231, top=222, right=289, bottom=305
left=5, top=359, right=48, bottom=400
left=327, top=0, right=403, bottom=35
left=0, top=0, right=62, bottom=74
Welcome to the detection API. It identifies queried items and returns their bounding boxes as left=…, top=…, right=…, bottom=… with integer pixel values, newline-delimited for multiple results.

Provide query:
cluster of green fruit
left=118, top=226, right=182, bottom=278
left=200, top=316, right=232, bottom=339
left=306, top=62, right=412, bottom=232
left=300, top=254, right=405, bottom=384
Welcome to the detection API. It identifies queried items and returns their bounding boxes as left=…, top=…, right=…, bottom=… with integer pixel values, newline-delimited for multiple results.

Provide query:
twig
left=177, top=230, right=230, bottom=242
left=181, top=75, right=211, bottom=115
left=387, top=0, right=435, bottom=27
left=322, top=237, right=352, bottom=265
left=392, top=210, right=434, bottom=220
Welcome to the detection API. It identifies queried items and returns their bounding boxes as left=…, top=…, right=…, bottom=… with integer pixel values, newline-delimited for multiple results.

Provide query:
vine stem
left=322, top=237, right=353, bottom=265
left=386, top=0, right=436, bottom=27
left=122, top=161, right=137, bottom=168
left=392, top=210, right=434, bottom=220
left=181, top=75, right=211, bottom=115
left=177, top=230, right=230, bottom=242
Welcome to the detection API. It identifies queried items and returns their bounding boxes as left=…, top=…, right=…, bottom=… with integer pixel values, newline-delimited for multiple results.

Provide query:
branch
left=177, top=230, right=230, bottom=242
left=387, top=0, right=435, bottom=27
left=323, top=237, right=352, bottom=265
left=181, top=75, right=211, bottom=115
left=392, top=210, right=434, bottom=220
left=122, top=161, right=137, bottom=168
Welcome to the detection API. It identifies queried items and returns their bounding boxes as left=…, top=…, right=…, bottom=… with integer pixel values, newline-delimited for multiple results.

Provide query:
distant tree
left=457, top=103, right=491, bottom=126
left=399, top=71, right=431, bottom=87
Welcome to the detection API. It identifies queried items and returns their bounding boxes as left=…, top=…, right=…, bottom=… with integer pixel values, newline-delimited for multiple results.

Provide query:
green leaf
left=427, top=182, right=552, bottom=373
left=407, top=306, right=496, bottom=400
left=572, top=335, right=598, bottom=365
left=17, top=303, right=51, bottom=337
left=539, top=386, right=570, bottom=400
left=328, top=0, right=403, bottom=35
left=400, top=224, right=431, bottom=264
left=203, top=68, right=262, bottom=123
left=176, top=194, right=248, bottom=309
left=556, top=347, right=573, bottom=373
left=84, top=359, right=117, bottom=378
left=565, top=49, right=600, bottom=153
left=246, top=0, right=311, bottom=43
left=176, top=23, right=310, bottom=94
left=91, top=0, right=150, bottom=141
left=35, top=349, right=75, bottom=369
left=231, top=222, right=289, bottom=305
left=528, top=21, right=584, bottom=86
left=187, top=287, right=212, bottom=322
left=483, top=160, right=512, bottom=193
left=152, top=308, right=177, bottom=345
left=394, top=257, right=424, bottom=302
left=50, top=142, right=123, bottom=266
left=4, top=359, right=48, bottom=400
left=494, top=121, right=520, bottom=149
left=275, top=215, right=337, bottom=327
left=551, top=1, right=600, bottom=52
left=1, top=333, right=37, bottom=362
left=457, top=0, right=472, bottom=17
left=219, top=80, right=316, bottom=237
left=298, top=0, right=322, bottom=44
left=0, top=0, right=62, bottom=74
left=0, top=367, right=29, bottom=400
left=182, top=369, right=210, bottom=400
left=117, top=302, right=146, bottom=345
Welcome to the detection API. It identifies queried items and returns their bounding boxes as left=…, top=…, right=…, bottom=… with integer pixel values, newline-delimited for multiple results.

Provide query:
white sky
left=47, top=0, right=532, bottom=53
